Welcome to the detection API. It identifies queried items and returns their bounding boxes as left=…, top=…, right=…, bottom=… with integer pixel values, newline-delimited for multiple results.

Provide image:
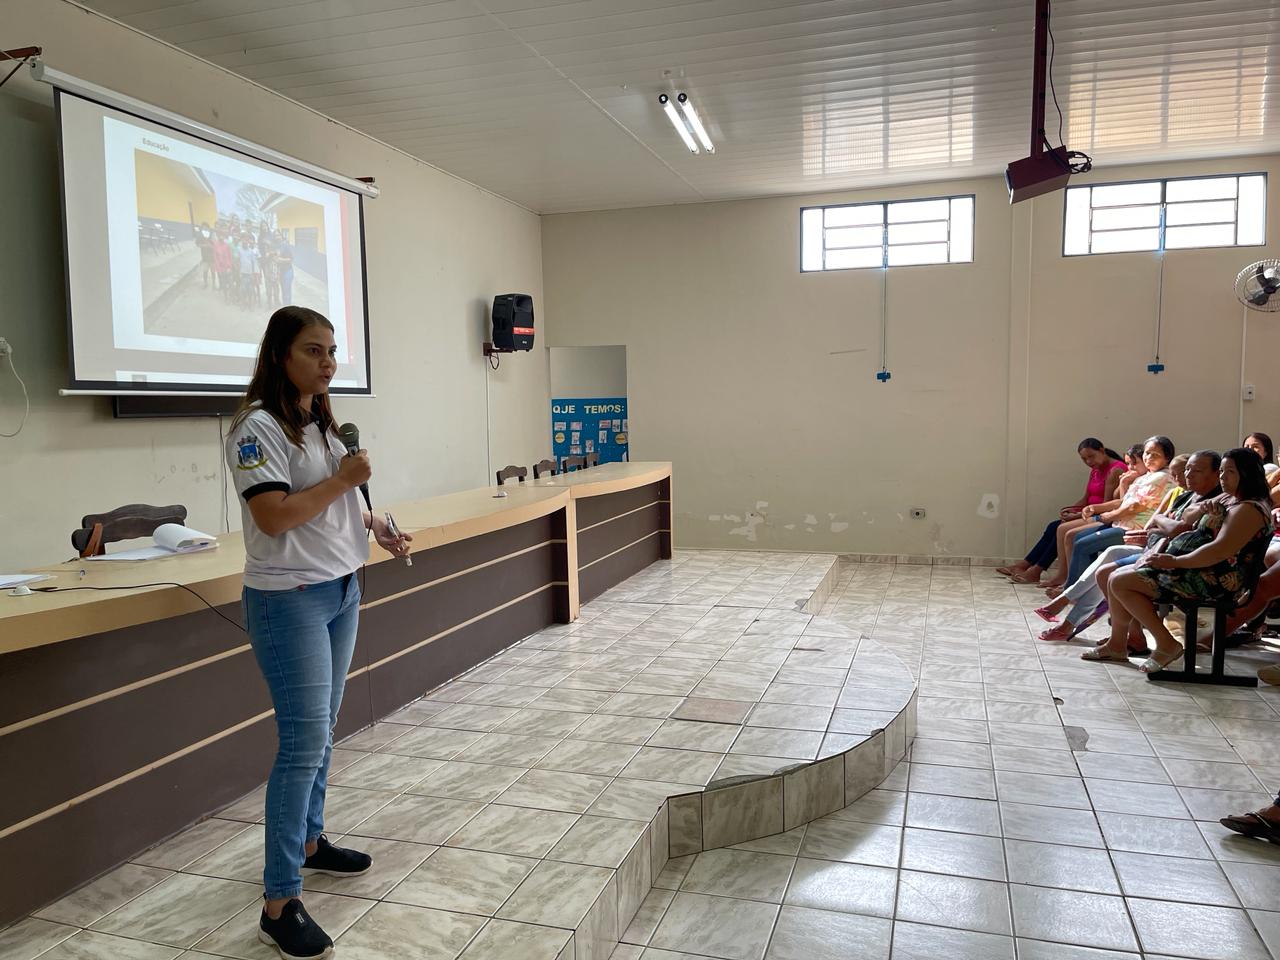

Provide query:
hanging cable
left=34, top=582, right=245, bottom=632
left=1043, top=0, right=1093, bottom=175
left=875, top=263, right=891, bottom=382
left=217, top=414, right=231, bottom=533
left=1148, top=253, right=1166, bottom=373
left=0, top=346, right=30, bottom=438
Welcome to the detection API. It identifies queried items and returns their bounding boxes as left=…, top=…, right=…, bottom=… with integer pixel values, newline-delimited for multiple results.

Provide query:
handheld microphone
left=336, top=422, right=373, bottom=512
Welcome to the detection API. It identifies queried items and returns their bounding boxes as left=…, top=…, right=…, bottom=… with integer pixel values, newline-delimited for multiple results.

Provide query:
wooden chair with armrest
left=71, top=503, right=188, bottom=558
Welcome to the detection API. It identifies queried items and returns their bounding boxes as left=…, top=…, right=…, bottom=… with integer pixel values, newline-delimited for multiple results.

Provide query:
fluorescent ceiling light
left=677, top=93, right=714, bottom=153
left=659, top=93, right=698, bottom=154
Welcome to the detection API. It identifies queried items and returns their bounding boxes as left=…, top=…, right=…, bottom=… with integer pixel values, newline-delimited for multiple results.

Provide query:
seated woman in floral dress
left=1083, top=447, right=1273, bottom=673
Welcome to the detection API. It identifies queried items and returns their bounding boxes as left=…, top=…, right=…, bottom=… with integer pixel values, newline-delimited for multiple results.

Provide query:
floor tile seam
left=92, top=879, right=266, bottom=954
left=753, top=840, right=804, bottom=959
left=31, top=872, right=187, bottom=947
left=621, top=879, right=676, bottom=948
left=32, top=919, right=210, bottom=958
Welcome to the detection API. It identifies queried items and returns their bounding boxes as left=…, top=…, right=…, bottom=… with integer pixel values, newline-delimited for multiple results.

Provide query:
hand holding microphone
left=337, top=421, right=412, bottom=565
left=336, top=448, right=372, bottom=496
left=337, top=422, right=373, bottom=510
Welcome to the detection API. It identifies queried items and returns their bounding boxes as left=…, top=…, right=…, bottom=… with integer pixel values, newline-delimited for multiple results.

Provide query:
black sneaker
left=301, top=834, right=373, bottom=877
left=258, top=898, right=333, bottom=960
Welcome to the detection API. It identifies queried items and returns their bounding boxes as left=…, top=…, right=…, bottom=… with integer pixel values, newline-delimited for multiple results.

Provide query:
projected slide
left=57, top=91, right=370, bottom=393
left=130, top=149, right=330, bottom=340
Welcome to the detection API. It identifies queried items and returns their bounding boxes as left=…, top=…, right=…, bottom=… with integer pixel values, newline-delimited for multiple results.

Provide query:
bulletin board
left=551, top=397, right=629, bottom=464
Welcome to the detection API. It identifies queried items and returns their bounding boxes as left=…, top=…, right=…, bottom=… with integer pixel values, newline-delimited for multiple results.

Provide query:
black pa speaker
left=492, top=294, right=535, bottom=351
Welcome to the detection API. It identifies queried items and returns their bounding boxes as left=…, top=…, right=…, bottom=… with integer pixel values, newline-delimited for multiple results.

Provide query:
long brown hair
left=232, top=306, right=337, bottom=446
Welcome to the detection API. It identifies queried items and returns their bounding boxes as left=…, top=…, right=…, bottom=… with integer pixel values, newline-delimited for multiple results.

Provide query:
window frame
left=1061, top=171, right=1267, bottom=257
left=800, top=193, right=976, bottom=273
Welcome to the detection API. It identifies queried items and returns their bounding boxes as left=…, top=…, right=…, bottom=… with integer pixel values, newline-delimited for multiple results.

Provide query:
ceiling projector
left=1005, top=146, right=1072, bottom=204
left=1005, top=0, right=1092, bottom=204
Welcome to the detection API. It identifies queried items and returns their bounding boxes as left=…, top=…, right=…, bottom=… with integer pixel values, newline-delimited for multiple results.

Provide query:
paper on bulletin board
left=551, top=397, right=629, bottom=464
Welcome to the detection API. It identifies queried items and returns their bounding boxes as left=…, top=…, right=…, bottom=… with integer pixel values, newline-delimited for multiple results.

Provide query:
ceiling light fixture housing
left=658, top=93, right=698, bottom=154
left=655, top=93, right=716, bottom=156
left=676, top=92, right=714, bottom=153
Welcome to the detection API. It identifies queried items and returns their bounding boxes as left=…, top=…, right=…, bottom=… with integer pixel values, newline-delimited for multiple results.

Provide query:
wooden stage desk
left=0, top=462, right=672, bottom=925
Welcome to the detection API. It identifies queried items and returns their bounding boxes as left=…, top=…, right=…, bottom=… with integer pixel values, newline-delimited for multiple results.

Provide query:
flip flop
left=1081, top=647, right=1130, bottom=663
left=1033, top=606, right=1060, bottom=623
left=1008, top=573, right=1042, bottom=585
left=1044, top=586, right=1064, bottom=599
left=1220, top=812, right=1280, bottom=842
left=1038, top=624, right=1074, bottom=642
left=996, top=565, right=1019, bottom=577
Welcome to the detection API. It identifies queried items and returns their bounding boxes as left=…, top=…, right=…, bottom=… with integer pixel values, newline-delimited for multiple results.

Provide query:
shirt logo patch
left=236, top=434, right=269, bottom=470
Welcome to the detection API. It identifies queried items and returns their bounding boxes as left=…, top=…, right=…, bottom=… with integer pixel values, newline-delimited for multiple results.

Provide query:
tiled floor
left=6, top=554, right=1280, bottom=960
left=613, top=560, right=1280, bottom=960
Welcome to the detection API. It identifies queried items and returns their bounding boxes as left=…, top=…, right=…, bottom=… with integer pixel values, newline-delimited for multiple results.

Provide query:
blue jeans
left=1025, top=519, right=1061, bottom=568
left=244, top=573, right=361, bottom=899
left=1067, top=525, right=1127, bottom=586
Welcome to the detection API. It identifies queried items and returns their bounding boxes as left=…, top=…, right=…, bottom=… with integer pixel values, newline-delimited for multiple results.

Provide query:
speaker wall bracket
left=483, top=342, right=515, bottom=358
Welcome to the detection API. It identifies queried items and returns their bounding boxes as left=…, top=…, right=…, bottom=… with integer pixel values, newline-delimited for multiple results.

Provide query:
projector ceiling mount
left=0, top=46, right=41, bottom=89
left=1005, top=0, right=1092, bottom=203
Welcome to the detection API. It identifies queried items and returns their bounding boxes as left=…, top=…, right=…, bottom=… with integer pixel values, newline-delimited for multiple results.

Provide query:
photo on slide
left=133, top=151, right=330, bottom=344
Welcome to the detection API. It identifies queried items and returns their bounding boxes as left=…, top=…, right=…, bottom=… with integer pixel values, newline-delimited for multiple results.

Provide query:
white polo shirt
left=226, top=405, right=368, bottom=591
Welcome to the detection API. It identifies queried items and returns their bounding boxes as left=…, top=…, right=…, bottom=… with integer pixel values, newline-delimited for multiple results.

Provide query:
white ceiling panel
left=82, top=0, right=1280, bottom=212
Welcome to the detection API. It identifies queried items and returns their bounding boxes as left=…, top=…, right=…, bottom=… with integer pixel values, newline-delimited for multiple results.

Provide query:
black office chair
left=495, top=464, right=528, bottom=486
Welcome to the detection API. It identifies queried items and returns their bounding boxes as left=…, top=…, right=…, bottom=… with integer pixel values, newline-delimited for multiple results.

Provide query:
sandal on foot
left=1220, top=811, right=1280, bottom=842
left=1008, top=572, right=1042, bottom=585
left=1139, top=649, right=1184, bottom=674
left=1081, top=647, right=1130, bottom=663
left=1044, top=586, right=1064, bottom=599
left=996, top=565, right=1019, bottom=577
left=1039, top=624, right=1074, bottom=642
left=1033, top=606, right=1060, bottom=623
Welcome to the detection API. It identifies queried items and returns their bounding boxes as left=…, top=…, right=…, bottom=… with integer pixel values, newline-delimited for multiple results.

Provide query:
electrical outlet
left=0, top=338, right=11, bottom=357
left=909, top=507, right=927, bottom=520
left=1244, top=383, right=1256, bottom=402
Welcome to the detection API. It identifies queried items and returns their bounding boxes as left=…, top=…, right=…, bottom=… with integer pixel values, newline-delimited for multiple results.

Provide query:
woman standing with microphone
left=226, top=306, right=410, bottom=959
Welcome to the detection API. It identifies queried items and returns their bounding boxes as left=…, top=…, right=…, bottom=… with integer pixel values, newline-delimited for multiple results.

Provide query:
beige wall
left=0, top=0, right=548, bottom=569
left=543, top=157, right=1280, bottom=557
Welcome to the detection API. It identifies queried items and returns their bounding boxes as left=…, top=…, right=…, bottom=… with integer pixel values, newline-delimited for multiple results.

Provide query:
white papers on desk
left=0, top=574, right=52, bottom=589
left=86, top=524, right=219, bottom=561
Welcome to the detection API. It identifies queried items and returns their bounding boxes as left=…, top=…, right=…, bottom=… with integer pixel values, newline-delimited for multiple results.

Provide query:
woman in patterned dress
left=1083, top=446, right=1273, bottom=673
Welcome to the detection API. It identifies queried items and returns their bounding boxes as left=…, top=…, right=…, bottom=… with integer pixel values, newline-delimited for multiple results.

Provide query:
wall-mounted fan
left=1236, top=261, right=1280, bottom=311
left=1235, top=260, right=1280, bottom=438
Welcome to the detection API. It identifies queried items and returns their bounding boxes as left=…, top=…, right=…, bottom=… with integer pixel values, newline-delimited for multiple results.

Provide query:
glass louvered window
left=801, top=195, right=975, bottom=271
left=1063, top=174, right=1266, bottom=255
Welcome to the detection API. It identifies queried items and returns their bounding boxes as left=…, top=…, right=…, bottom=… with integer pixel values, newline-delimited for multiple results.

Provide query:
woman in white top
left=225, top=306, right=409, bottom=959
